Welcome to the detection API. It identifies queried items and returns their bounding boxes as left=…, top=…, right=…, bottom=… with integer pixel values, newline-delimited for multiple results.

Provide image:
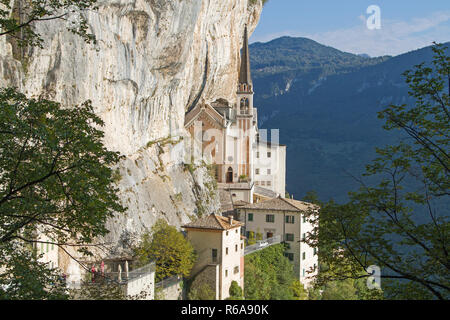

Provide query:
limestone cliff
left=0, top=0, right=262, bottom=258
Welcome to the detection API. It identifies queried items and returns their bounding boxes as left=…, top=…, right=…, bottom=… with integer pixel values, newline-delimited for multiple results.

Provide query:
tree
left=291, top=280, right=308, bottom=300
left=303, top=43, right=450, bottom=300
left=188, top=282, right=215, bottom=300
left=244, top=244, right=296, bottom=300
left=0, top=242, right=68, bottom=299
left=0, top=0, right=97, bottom=48
left=0, top=1, right=122, bottom=300
left=227, top=281, right=244, bottom=300
left=134, top=219, right=196, bottom=282
left=0, top=88, right=125, bottom=298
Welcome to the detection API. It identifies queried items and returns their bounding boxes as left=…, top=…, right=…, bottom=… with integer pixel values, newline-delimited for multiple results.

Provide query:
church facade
left=184, top=26, right=285, bottom=203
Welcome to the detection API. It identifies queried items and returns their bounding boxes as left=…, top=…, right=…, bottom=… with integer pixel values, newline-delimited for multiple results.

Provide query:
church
left=184, top=26, right=285, bottom=204
left=184, top=27, right=318, bottom=288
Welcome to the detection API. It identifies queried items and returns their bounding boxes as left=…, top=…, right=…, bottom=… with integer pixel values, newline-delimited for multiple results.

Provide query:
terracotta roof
left=233, top=200, right=249, bottom=207
left=239, top=196, right=318, bottom=212
left=183, top=213, right=243, bottom=231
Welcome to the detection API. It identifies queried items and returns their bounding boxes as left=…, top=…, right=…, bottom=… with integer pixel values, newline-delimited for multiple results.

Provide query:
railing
left=155, top=275, right=182, bottom=289
left=244, top=235, right=282, bottom=256
left=104, top=262, right=155, bottom=284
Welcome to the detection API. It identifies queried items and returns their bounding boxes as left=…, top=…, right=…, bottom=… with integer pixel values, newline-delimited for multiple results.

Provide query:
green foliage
left=0, top=242, right=68, bottom=300
left=70, top=281, right=127, bottom=300
left=228, top=281, right=244, bottom=300
left=304, top=44, right=450, bottom=300
left=321, top=279, right=358, bottom=300
left=239, top=174, right=248, bottom=182
left=244, top=244, right=297, bottom=300
left=247, top=231, right=263, bottom=245
left=0, top=88, right=125, bottom=248
left=134, top=219, right=196, bottom=282
left=291, top=280, right=308, bottom=300
left=252, top=37, right=449, bottom=203
left=0, top=87, right=125, bottom=299
left=0, top=0, right=98, bottom=48
left=188, top=282, right=215, bottom=300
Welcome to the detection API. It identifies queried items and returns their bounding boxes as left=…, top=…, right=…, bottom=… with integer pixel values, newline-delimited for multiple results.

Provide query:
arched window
left=240, top=98, right=249, bottom=114
left=226, top=167, right=233, bottom=183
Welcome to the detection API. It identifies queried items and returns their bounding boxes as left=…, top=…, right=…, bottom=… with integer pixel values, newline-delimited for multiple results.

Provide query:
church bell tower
left=235, top=25, right=255, bottom=181
left=237, top=25, right=254, bottom=115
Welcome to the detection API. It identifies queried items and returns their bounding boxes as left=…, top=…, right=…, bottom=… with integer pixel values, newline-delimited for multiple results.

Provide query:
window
left=255, top=168, right=260, bottom=175
left=248, top=213, right=253, bottom=221
left=236, top=229, right=238, bottom=233
left=302, top=269, right=305, bottom=277
left=226, top=231, right=229, bottom=236
left=302, top=215, right=306, bottom=223
left=241, top=243, right=243, bottom=249
left=267, top=152, right=271, bottom=158
left=302, top=252, right=306, bottom=260
left=302, top=233, right=306, bottom=241
left=225, top=269, right=228, bottom=277
left=226, top=247, right=229, bottom=255
left=212, top=249, right=218, bottom=262
left=285, top=233, right=294, bottom=242
left=266, top=214, right=275, bottom=223
left=284, top=253, right=294, bottom=261
left=261, top=181, right=266, bottom=186
left=256, top=152, right=260, bottom=158
left=234, top=266, right=239, bottom=274
left=267, top=181, right=272, bottom=186
left=255, top=181, right=259, bottom=186
left=313, top=248, right=317, bottom=255
left=314, top=264, right=317, bottom=271
left=267, top=169, right=271, bottom=175
left=235, top=244, right=238, bottom=252
left=285, top=215, right=295, bottom=224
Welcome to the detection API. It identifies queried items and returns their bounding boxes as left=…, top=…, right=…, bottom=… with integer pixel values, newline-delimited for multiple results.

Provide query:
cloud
left=251, top=11, right=450, bottom=57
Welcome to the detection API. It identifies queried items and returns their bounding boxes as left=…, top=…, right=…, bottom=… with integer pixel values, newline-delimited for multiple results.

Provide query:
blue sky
left=250, top=0, right=450, bottom=57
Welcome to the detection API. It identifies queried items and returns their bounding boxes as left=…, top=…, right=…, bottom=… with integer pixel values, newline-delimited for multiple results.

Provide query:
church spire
left=238, top=25, right=252, bottom=90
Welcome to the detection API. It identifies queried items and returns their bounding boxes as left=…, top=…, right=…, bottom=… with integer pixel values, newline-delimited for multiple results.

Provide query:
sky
left=250, top=0, right=450, bottom=57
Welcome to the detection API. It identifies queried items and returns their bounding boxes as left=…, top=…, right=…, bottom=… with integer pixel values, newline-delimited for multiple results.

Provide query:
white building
left=253, top=137, right=286, bottom=197
left=183, top=214, right=245, bottom=300
left=236, top=197, right=319, bottom=287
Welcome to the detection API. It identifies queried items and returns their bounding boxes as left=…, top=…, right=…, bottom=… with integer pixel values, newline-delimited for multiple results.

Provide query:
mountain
left=0, top=0, right=263, bottom=268
left=249, top=37, right=449, bottom=202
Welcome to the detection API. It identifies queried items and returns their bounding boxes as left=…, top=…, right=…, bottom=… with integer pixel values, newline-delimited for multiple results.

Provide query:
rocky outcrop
left=0, top=0, right=262, bottom=257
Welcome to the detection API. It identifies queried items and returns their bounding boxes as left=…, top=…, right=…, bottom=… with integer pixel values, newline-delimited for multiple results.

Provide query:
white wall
left=220, top=225, right=243, bottom=299
left=126, top=271, right=155, bottom=300
left=253, top=143, right=286, bottom=196
left=240, top=208, right=318, bottom=287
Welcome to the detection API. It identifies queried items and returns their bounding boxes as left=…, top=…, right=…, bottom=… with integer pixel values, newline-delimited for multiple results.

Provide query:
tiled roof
left=239, top=196, right=318, bottom=212
left=254, top=186, right=278, bottom=199
left=183, top=213, right=243, bottom=231
left=233, top=200, right=249, bottom=207
left=219, top=189, right=233, bottom=213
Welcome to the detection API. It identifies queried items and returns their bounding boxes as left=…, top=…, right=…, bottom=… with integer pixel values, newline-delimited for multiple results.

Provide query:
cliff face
left=0, top=0, right=262, bottom=256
